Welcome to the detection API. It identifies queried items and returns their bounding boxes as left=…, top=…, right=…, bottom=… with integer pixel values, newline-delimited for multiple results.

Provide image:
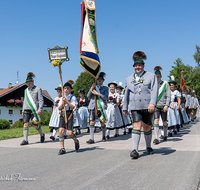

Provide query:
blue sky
left=0, top=0, right=199, bottom=99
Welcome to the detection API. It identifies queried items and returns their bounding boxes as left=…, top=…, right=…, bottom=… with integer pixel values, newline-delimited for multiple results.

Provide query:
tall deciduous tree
left=73, top=71, right=93, bottom=99
left=193, top=45, right=200, bottom=66
left=168, top=58, right=200, bottom=99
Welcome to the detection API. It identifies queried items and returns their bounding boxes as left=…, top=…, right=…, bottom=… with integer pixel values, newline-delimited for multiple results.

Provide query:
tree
left=73, top=71, right=94, bottom=99
left=193, top=45, right=200, bottom=66
left=168, top=58, right=200, bottom=99
left=168, top=58, right=193, bottom=84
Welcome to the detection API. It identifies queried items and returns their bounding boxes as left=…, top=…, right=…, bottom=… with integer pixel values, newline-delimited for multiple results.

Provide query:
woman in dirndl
left=49, top=86, right=62, bottom=141
left=106, top=81, right=124, bottom=139
left=177, top=86, right=189, bottom=126
left=116, top=82, right=132, bottom=135
left=77, top=89, right=90, bottom=133
left=167, top=76, right=181, bottom=137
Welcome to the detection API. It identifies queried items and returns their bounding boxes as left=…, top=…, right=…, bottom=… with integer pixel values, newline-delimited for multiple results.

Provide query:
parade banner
left=79, top=0, right=101, bottom=79
left=181, top=70, right=184, bottom=89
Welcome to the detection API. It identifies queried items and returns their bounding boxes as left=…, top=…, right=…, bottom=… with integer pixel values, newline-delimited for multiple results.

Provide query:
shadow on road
left=66, top=146, right=104, bottom=154
left=137, top=147, right=176, bottom=159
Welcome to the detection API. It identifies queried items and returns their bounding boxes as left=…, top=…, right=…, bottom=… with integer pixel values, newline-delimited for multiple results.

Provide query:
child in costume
left=58, top=80, right=79, bottom=155
left=86, top=72, right=109, bottom=143
left=106, top=81, right=124, bottom=139
left=49, top=86, right=62, bottom=141
left=117, top=82, right=132, bottom=135
left=77, top=89, right=90, bottom=132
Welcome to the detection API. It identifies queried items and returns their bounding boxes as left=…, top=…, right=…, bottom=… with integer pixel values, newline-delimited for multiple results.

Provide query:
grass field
left=0, top=126, right=51, bottom=141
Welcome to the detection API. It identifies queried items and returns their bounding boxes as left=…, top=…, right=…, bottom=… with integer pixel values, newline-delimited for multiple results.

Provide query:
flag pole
left=93, top=77, right=98, bottom=117
left=58, top=64, right=68, bottom=124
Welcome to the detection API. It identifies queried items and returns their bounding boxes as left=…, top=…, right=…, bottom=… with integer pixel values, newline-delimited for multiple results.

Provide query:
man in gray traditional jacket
left=153, top=66, right=170, bottom=144
left=20, top=72, right=45, bottom=145
left=123, top=51, right=158, bottom=158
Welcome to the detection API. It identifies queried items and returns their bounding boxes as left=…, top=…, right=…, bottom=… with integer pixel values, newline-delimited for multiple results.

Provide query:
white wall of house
left=0, top=106, right=52, bottom=125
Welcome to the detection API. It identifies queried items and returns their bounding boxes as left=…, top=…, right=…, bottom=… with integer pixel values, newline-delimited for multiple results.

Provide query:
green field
left=0, top=126, right=51, bottom=141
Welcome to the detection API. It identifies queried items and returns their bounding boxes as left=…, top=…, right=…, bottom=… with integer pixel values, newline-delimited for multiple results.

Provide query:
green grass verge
left=0, top=126, right=51, bottom=141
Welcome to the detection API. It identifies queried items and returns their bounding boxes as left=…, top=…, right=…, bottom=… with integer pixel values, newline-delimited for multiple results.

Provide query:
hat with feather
left=97, top=72, right=106, bottom=80
left=55, top=84, right=61, bottom=91
left=154, top=66, right=162, bottom=76
left=168, top=75, right=176, bottom=85
left=116, top=82, right=124, bottom=90
left=26, top=72, right=35, bottom=83
left=63, top=79, right=75, bottom=89
left=182, top=85, right=188, bottom=92
left=108, top=80, right=117, bottom=88
left=78, top=89, right=85, bottom=94
left=132, top=51, right=147, bottom=66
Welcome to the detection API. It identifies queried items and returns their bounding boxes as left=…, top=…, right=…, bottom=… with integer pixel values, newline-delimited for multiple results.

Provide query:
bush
left=11, top=121, right=23, bottom=129
left=40, top=110, right=52, bottom=126
left=0, top=119, right=10, bottom=130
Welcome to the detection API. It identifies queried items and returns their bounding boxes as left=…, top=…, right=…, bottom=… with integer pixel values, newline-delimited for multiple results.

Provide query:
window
left=9, top=110, right=13, bottom=114
left=20, top=110, right=22, bottom=114
left=9, top=120, right=13, bottom=125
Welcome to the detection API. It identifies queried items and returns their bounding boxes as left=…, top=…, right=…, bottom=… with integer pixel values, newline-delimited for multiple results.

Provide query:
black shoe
left=20, top=140, right=29, bottom=146
left=147, top=147, right=154, bottom=155
left=153, top=139, right=159, bottom=145
left=102, top=136, right=106, bottom=142
left=174, top=131, right=177, bottom=135
left=168, top=133, right=173, bottom=137
left=114, top=134, right=119, bottom=137
left=177, top=125, right=180, bottom=132
left=86, top=139, right=95, bottom=144
left=106, top=135, right=110, bottom=139
left=50, top=136, right=55, bottom=141
left=128, top=129, right=132, bottom=134
left=159, top=135, right=164, bottom=139
left=75, top=139, right=80, bottom=151
left=41, top=134, right=45, bottom=143
left=130, top=149, right=139, bottom=158
left=123, top=131, right=127, bottom=135
left=163, top=136, right=167, bottom=141
left=78, top=129, right=81, bottom=134
left=64, top=135, right=68, bottom=139
left=58, top=148, right=66, bottom=155
left=75, top=132, right=78, bottom=136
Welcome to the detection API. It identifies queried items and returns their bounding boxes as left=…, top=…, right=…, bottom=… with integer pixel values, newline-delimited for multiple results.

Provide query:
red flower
left=15, top=99, right=22, bottom=103
left=109, top=96, right=113, bottom=100
left=56, top=99, right=60, bottom=103
left=80, top=100, right=83, bottom=103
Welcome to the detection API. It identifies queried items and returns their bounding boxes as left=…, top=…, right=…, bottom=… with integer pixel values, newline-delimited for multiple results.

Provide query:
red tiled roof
left=0, top=84, right=24, bottom=97
left=0, top=83, right=53, bottom=102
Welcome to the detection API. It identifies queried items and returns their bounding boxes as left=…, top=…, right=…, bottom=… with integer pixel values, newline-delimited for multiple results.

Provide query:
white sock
left=90, top=127, right=95, bottom=140
left=116, top=129, right=119, bottom=135
left=107, top=129, right=110, bottom=136
left=53, top=129, right=57, bottom=137
left=161, top=129, right=164, bottom=136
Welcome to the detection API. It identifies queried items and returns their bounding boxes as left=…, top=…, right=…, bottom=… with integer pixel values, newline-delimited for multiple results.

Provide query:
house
left=0, top=83, right=54, bottom=125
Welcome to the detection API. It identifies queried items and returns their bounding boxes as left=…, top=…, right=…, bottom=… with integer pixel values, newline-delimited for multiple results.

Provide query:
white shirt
left=60, top=93, right=77, bottom=110
left=135, top=71, right=145, bottom=82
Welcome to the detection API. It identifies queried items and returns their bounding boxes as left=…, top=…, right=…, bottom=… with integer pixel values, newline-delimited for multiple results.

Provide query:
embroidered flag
left=79, top=0, right=101, bottom=78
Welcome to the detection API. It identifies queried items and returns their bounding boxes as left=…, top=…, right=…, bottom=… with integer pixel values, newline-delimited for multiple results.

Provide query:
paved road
left=1, top=114, right=200, bottom=190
